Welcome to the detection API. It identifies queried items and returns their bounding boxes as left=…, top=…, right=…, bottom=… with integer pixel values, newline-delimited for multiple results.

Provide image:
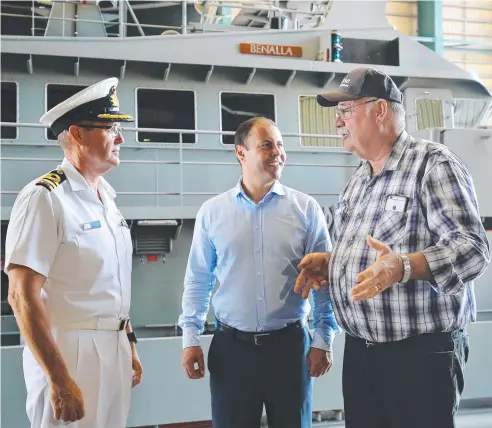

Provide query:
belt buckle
left=119, top=318, right=129, bottom=331
left=254, top=333, right=269, bottom=346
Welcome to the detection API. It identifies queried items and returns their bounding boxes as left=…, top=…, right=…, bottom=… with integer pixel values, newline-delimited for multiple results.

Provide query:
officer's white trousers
left=23, top=328, right=133, bottom=428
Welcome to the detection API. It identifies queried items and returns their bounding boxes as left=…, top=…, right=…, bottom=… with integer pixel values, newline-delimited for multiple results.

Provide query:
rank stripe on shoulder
left=35, top=169, right=67, bottom=191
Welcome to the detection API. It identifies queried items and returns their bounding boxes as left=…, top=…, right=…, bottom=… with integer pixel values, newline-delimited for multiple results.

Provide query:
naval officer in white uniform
left=5, top=77, right=143, bottom=428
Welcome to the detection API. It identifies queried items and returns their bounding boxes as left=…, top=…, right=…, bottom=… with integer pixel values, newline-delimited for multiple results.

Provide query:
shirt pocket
left=372, top=208, right=409, bottom=246
left=75, top=228, right=114, bottom=279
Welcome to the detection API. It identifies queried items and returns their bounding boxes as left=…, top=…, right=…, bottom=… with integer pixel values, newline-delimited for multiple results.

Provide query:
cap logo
left=340, top=77, right=351, bottom=88
left=109, top=86, right=120, bottom=109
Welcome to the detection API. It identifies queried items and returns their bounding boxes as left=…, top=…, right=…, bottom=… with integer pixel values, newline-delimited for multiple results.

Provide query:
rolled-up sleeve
left=422, top=160, right=490, bottom=295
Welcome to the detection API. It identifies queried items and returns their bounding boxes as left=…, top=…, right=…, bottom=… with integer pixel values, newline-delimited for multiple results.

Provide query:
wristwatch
left=399, top=254, right=411, bottom=283
left=127, top=331, right=138, bottom=344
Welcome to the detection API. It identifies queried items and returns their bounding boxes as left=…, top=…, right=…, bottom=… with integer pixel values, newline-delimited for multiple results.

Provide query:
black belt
left=347, top=329, right=464, bottom=348
left=215, top=318, right=307, bottom=346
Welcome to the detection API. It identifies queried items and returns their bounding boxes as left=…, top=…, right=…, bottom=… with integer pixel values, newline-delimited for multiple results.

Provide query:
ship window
left=137, top=88, right=196, bottom=143
left=1, top=82, right=18, bottom=140
left=46, top=84, right=88, bottom=140
left=415, top=98, right=444, bottom=130
left=453, top=99, right=492, bottom=128
left=299, top=96, right=342, bottom=148
left=220, top=92, right=276, bottom=145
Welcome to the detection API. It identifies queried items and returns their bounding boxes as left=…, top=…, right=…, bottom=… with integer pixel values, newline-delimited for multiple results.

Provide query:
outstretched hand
left=352, top=236, right=403, bottom=301
left=294, top=252, right=330, bottom=299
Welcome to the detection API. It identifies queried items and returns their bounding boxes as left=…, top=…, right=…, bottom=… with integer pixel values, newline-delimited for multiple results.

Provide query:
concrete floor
left=312, top=409, right=492, bottom=428
left=455, top=409, right=492, bottom=428
left=162, top=409, right=492, bottom=428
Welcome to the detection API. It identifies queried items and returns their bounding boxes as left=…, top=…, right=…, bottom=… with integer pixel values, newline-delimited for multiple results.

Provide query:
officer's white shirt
left=5, top=157, right=132, bottom=326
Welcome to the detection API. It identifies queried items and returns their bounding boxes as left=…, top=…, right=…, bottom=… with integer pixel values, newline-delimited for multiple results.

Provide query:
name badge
left=81, top=220, right=101, bottom=231
left=384, top=195, right=408, bottom=212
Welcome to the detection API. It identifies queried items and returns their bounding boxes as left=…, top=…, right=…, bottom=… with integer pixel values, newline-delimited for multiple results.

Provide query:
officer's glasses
left=336, top=99, right=378, bottom=120
left=77, top=124, right=122, bottom=138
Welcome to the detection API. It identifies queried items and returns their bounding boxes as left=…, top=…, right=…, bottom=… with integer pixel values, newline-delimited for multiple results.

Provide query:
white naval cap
left=39, top=77, right=134, bottom=137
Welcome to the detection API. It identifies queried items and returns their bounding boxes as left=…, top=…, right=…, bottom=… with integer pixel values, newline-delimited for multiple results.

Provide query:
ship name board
left=239, top=43, right=303, bottom=57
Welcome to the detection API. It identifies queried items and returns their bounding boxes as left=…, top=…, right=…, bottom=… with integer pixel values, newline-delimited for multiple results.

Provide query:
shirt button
left=258, top=297, right=263, bottom=301
left=255, top=225, right=259, bottom=229
left=256, top=248, right=260, bottom=252
left=348, top=237, right=354, bottom=244
left=257, top=272, right=261, bottom=276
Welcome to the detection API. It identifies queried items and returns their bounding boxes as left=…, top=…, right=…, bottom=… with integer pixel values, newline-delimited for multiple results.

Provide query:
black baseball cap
left=317, top=68, right=403, bottom=107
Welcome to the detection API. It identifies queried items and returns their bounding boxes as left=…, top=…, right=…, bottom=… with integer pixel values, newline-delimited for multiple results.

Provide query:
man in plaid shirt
left=295, top=67, right=490, bottom=428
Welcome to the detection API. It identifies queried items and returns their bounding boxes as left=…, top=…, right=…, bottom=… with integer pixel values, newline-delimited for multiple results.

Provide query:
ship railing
left=2, top=0, right=492, bottom=57
left=0, top=0, right=330, bottom=38
left=0, top=121, right=357, bottom=204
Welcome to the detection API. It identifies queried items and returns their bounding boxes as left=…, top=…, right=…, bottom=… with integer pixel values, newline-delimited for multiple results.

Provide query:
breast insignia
left=35, top=170, right=67, bottom=191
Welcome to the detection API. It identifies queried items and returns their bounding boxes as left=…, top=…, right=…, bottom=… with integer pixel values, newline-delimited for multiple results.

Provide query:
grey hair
left=365, top=99, right=406, bottom=132
left=57, top=130, right=72, bottom=150
left=390, top=101, right=406, bottom=132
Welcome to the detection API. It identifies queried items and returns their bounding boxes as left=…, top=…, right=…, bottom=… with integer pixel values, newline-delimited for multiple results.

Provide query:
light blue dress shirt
left=179, top=180, right=340, bottom=351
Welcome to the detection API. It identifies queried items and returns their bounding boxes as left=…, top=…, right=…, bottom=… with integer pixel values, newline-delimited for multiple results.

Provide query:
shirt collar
left=233, top=177, right=286, bottom=200
left=61, top=157, right=116, bottom=199
left=360, top=130, right=409, bottom=177
left=383, top=130, right=409, bottom=171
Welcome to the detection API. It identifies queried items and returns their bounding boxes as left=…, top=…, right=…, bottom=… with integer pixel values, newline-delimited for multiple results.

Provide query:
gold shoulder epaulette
left=35, top=169, right=67, bottom=191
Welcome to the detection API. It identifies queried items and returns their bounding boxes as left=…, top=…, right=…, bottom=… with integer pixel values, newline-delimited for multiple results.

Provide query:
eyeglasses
left=336, top=99, right=378, bottom=119
left=77, top=123, right=122, bottom=138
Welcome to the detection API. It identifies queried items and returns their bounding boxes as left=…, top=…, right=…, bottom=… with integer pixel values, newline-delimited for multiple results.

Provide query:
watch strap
left=399, top=254, right=411, bottom=283
left=127, top=331, right=137, bottom=343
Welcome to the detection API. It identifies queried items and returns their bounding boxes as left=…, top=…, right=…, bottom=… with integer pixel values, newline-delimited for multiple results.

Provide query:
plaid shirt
left=329, top=131, right=490, bottom=343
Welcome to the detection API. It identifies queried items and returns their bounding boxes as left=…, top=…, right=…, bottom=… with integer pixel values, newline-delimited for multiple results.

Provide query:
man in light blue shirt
left=179, top=117, right=340, bottom=428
